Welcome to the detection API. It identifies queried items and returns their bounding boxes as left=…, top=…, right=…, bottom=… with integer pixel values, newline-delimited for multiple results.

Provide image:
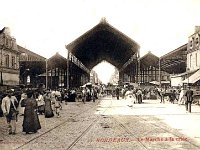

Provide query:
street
left=1, top=96, right=200, bottom=150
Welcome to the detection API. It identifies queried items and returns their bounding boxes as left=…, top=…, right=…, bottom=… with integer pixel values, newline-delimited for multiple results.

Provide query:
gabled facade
left=139, top=51, right=170, bottom=86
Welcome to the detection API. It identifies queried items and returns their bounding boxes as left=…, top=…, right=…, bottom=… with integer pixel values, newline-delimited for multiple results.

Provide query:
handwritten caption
left=96, top=137, right=188, bottom=143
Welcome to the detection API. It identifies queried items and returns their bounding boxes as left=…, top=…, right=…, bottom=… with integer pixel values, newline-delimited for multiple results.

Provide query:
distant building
left=17, top=45, right=46, bottom=87
left=140, top=52, right=170, bottom=87
left=0, top=27, right=20, bottom=88
left=109, top=67, right=119, bottom=85
left=90, top=70, right=100, bottom=85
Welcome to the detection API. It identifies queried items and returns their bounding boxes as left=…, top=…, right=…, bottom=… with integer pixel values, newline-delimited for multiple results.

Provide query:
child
left=55, top=97, right=62, bottom=118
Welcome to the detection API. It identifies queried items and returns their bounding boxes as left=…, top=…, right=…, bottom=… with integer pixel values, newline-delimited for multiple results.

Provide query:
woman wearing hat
left=22, top=90, right=41, bottom=134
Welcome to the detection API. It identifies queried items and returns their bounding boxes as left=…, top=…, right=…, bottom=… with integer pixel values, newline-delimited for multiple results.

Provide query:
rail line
left=66, top=99, right=113, bottom=150
left=14, top=99, right=104, bottom=150
left=113, top=117, right=149, bottom=150
left=14, top=98, right=200, bottom=150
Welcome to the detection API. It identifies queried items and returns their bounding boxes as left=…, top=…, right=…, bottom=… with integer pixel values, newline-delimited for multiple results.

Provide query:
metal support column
left=45, top=59, right=48, bottom=89
left=159, top=58, right=161, bottom=87
left=137, top=50, right=140, bottom=86
left=66, top=51, right=70, bottom=89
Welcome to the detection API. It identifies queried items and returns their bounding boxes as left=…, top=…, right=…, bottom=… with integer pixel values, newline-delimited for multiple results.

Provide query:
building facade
left=182, top=26, right=200, bottom=85
left=0, top=27, right=20, bottom=88
left=139, top=52, right=170, bottom=87
left=90, top=70, right=101, bottom=85
left=169, top=26, right=200, bottom=86
left=187, top=26, right=200, bottom=71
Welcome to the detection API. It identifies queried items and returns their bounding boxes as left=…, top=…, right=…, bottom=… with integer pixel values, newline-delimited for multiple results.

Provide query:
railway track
left=14, top=99, right=105, bottom=150
left=113, top=117, right=149, bottom=150
left=66, top=99, right=113, bottom=150
left=65, top=99, right=147, bottom=150
left=14, top=98, right=200, bottom=150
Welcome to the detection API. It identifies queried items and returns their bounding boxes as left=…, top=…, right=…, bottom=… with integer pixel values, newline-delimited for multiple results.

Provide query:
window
left=190, top=54, right=192, bottom=68
left=5, top=54, right=9, bottom=68
left=190, top=40, right=193, bottom=48
left=11, top=56, right=15, bottom=68
left=196, top=37, right=199, bottom=46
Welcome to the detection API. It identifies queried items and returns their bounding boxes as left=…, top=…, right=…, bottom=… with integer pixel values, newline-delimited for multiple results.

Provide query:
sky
left=1, top=0, right=200, bottom=83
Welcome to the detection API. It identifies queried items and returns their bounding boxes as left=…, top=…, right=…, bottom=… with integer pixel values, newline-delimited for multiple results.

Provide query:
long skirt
left=44, top=100, right=54, bottom=118
left=23, top=109, right=41, bottom=133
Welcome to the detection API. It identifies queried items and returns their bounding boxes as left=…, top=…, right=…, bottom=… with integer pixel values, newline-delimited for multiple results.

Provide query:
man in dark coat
left=115, top=87, right=120, bottom=100
left=185, top=86, right=193, bottom=113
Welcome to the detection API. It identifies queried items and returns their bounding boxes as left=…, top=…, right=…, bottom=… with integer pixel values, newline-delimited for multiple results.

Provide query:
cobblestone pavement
left=0, top=96, right=200, bottom=150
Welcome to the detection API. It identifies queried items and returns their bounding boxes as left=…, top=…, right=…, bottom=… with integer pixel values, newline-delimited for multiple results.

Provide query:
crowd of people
left=113, top=86, right=156, bottom=104
left=0, top=84, right=197, bottom=135
left=0, top=87, right=99, bottom=135
left=113, top=85, right=197, bottom=113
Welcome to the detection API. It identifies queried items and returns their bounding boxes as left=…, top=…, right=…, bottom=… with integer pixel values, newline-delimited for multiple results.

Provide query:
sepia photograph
left=0, top=0, right=200, bottom=149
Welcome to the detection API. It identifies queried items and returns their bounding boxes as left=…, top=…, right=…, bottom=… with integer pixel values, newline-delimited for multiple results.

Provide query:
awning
left=171, top=69, right=198, bottom=78
left=150, top=81, right=170, bottom=85
left=161, top=81, right=170, bottom=84
left=150, top=81, right=160, bottom=85
left=182, top=69, right=200, bottom=84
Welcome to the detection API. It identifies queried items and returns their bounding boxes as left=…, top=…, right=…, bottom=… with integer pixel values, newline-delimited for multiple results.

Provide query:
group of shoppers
left=0, top=86, right=99, bottom=135
left=81, top=87, right=98, bottom=103
left=115, top=85, right=195, bottom=113
left=1, top=90, right=41, bottom=135
left=0, top=88, right=66, bottom=135
left=115, top=87, right=144, bottom=104
left=156, top=86, right=195, bottom=112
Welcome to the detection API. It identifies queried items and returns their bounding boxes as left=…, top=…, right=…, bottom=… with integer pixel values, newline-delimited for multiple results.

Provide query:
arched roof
left=160, top=44, right=187, bottom=74
left=66, top=20, right=140, bottom=70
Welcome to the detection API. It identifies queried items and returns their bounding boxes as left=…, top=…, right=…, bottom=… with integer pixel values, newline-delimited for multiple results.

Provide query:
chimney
left=4, top=27, right=11, bottom=36
left=195, top=26, right=200, bottom=33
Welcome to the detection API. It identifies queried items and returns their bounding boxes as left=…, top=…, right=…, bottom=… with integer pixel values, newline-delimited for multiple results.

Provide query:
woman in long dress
left=22, top=90, right=41, bottom=134
left=44, top=92, right=54, bottom=118
left=125, top=88, right=136, bottom=106
left=178, top=88, right=186, bottom=105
